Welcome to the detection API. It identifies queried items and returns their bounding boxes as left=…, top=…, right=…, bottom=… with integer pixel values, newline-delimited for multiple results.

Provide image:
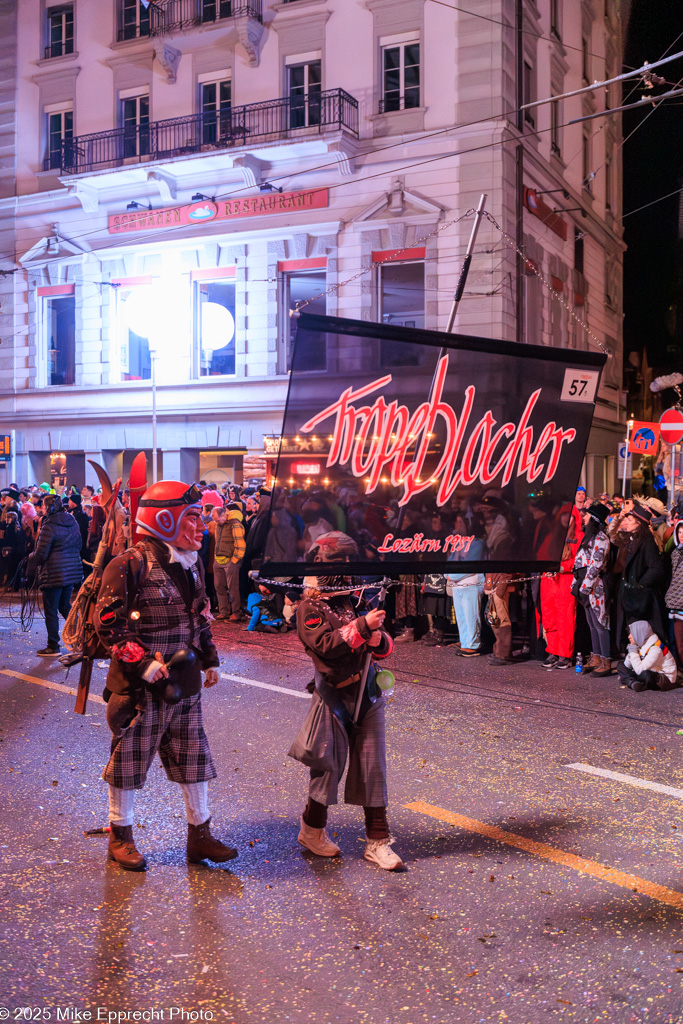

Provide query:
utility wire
left=3, top=49, right=681, bottom=270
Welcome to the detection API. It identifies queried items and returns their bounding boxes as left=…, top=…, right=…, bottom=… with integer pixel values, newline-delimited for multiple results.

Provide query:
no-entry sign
left=659, top=407, right=683, bottom=444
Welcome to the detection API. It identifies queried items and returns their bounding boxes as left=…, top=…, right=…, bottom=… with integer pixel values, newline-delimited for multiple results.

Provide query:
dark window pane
left=308, top=61, right=321, bottom=87
left=219, top=80, right=231, bottom=107
left=287, top=271, right=326, bottom=370
left=383, top=47, right=399, bottom=71
left=405, top=43, right=420, bottom=66
left=379, top=262, right=426, bottom=367
left=289, top=65, right=305, bottom=90
left=47, top=296, right=75, bottom=386
left=202, top=82, right=216, bottom=110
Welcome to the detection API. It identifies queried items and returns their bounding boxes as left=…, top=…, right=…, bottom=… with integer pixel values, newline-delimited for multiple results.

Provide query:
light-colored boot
left=297, top=817, right=340, bottom=857
left=364, top=836, right=403, bottom=871
left=394, top=628, right=415, bottom=643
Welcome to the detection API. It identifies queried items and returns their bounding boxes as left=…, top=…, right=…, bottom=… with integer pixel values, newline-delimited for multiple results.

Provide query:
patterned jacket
left=95, top=537, right=219, bottom=696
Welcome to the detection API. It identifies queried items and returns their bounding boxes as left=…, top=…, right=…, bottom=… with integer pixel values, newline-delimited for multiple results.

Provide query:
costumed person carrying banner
left=94, top=480, right=237, bottom=872
left=288, top=531, right=401, bottom=870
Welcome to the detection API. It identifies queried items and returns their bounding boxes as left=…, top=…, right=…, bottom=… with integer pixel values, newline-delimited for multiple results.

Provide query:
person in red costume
left=539, top=503, right=583, bottom=669
left=94, top=480, right=237, bottom=872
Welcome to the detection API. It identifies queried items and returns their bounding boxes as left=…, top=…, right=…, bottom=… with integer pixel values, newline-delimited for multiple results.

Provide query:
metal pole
left=446, top=193, right=488, bottom=333
left=670, top=443, right=676, bottom=507
left=622, top=419, right=632, bottom=498
left=151, top=354, right=158, bottom=484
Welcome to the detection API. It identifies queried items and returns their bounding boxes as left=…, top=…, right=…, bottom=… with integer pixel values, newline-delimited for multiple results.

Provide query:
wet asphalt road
left=2, top=604, right=683, bottom=1024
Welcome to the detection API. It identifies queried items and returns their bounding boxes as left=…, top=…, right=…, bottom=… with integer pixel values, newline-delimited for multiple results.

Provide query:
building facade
left=0, top=0, right=628, bottom=494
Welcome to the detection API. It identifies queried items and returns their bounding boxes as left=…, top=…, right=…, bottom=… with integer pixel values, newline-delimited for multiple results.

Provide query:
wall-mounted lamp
left=259, top=181, right=283, bottom=194
left=191, top=192, right=215, bottom=203
left=126, top=200, right=152, bottom=212
left=533, top=188, right=570, bottom=199
left=555, top=206, right=588, bottom=218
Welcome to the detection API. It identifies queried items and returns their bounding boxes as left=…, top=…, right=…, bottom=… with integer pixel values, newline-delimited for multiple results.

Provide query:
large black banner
left=262, top=314, right=605, bottom=575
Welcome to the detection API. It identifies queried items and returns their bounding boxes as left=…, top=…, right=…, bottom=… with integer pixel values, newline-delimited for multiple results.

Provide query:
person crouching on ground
left=616, top=619, right=678, bottom=692
left=288, top=530, right=401, bottom=870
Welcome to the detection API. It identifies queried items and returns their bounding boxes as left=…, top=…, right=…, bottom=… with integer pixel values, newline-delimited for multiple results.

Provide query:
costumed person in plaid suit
left=288, top=531, right=401, bottom=870
left=95, top=480, right=237, bottom=872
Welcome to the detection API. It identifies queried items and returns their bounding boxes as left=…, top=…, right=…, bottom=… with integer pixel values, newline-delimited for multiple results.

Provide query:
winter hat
left=39, top=482, right=51, bottom=493
left=585, top=501, right=610, bottom=528
left=628, top=501, right=653, bottom=525
left=575, top=486, right=587, bottom=494
left=629, top=620, right=652, bottom=647
left=201, top=489, right=224, bottom=509
left=68, top=493, right=82, bottom=506
left=1, top=487, right=20, bottom=501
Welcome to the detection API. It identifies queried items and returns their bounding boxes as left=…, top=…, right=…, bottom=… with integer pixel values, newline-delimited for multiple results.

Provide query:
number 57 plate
left=560, top=368, right=600, bottom=403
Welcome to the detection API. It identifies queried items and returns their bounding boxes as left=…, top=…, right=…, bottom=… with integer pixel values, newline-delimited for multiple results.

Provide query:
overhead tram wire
left=2, top=48, right=681, bottom=272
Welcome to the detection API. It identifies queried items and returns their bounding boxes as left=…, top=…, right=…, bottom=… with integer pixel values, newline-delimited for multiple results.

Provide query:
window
left=196, top=280, right=236, bottom=376
left=45, top=4, right=74, bottom=59
left=523, top=61, right=535, bottom=126
left=574, top=227, right=584, bottom=275
left=605, top=154, right=612, bottom=211
left=202, top=0, right=232, bottom=21
left=582, top=131, right=592, bottom=191
left=288, top=60, right=321, bottom=129
left=382, top=42, right=420, bottom=112
left=550, top=0, right=560, bottom=38
left=582, top=35, right=590, bottom=83
left=46, top=109, right=73, bottom=170
left=378, top=261, right=426, bottom=367
left=119, top=0, right=150, bottom=41
left=45, top=296, right=75, bottom=386
left=201, top=79, right=232, bottom=145
left=118, top=287, right=152, bottom=381
left=121, top=94, right=149, bottom=159
left=282, top=269, right=327, bottom=371
left=550, top=100, right=561, bottom=155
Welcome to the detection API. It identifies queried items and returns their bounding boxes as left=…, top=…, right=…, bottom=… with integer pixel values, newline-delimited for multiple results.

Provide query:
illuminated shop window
left=196, top=280, right=236, bottom=376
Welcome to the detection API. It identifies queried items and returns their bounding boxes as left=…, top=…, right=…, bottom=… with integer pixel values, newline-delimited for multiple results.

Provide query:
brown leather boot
left=187, top=817, right=238, bottom=863
left=582, top=652, right=601, bottom=674
left=108, top=823, right=147, bottom=872
left=592, top=656, right=613, bottom=677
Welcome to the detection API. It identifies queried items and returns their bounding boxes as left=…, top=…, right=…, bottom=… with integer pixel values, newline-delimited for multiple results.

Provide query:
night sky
left=622, top=0, right=683, bottom=367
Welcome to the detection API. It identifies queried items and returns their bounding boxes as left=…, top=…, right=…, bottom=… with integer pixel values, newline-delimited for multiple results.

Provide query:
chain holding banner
left=262, top=314, right=605, bottom=575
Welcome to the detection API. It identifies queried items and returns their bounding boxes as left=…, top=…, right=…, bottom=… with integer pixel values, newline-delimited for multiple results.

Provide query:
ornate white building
left=0, top=0, right=627, bottom=493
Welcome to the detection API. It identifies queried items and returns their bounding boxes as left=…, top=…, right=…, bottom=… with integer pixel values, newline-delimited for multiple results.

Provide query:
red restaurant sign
left=108, top=188, right=329, bottom=235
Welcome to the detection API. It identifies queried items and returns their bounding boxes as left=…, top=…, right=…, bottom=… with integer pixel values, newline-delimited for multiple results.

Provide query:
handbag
left=484, top=594, right=500, bottom=628
left=288, top=693, right=339, bottom=772
left=571, top=566, right=588, bottom=598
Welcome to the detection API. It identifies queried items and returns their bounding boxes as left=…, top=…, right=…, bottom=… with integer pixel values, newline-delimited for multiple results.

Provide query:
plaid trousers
left=103, top=691, right=217, bottom=790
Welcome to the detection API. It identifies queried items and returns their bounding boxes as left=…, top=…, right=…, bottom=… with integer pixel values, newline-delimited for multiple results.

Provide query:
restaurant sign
left=108, top=188, right=329, bottom=235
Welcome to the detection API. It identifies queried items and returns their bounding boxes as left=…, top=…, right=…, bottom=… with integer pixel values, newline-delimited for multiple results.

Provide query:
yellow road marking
left=0, top=668, right=105, bottom=704
left=405, top=800, right=683, bottom=911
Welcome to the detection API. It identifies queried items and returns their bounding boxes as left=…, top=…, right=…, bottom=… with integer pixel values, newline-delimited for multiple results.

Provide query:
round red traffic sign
left=659, top=407, right=683, bottom=444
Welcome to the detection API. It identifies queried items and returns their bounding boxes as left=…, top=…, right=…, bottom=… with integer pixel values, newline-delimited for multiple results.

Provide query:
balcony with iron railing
left=56, top=89, right=359, bottom=175
left=116, top=0, right=262, bottom=40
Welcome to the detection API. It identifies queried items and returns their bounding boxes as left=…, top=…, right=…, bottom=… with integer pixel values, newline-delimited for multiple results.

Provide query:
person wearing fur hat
left=573, top=502, right=613, bottom=676
left=94, top=480, right=237, bottom=872
left=288, top=531, right=401, bottom=870
left=616, top=620, right=678, bottom=691
left=609, top=500, right=670, bottom=646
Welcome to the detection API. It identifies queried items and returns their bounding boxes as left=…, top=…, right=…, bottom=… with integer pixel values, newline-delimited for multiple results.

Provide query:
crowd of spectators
left=3, top=473, right=683, bottom=692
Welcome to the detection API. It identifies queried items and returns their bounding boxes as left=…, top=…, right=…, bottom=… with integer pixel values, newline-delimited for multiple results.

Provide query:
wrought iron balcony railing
left=58, top=89, right=358, bottom=175
left=148, top=0, right=262, bottom=36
